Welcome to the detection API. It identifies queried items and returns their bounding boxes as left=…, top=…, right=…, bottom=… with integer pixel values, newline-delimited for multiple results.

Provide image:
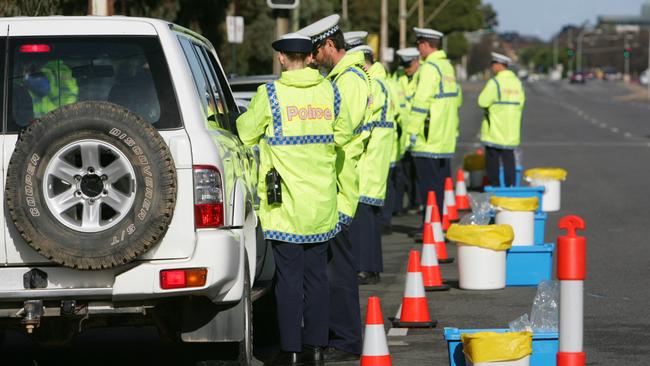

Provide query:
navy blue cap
left=272, top=33, right=313, bottom=53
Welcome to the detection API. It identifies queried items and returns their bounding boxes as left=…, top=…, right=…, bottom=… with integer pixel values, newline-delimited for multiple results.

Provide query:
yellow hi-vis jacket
left=406, top=50, right=461, bottom=158
left=395, top=71, right=418, bottom=156
left=30, top=60, right=79, bottom=118
left=357, top=62, right=396, bottom=205
left=327, top=51, right=372, bottom=225
left=237, top=67, right=347, bottom=243
left=385, top=76, right=404, bottom=164
left=478, top=69, right=525, bottom=148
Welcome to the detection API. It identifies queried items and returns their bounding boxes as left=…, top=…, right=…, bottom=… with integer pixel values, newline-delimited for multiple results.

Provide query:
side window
left=193, top=44, right=230, bottom=131
left=8, top=37, right=181, bottom=132
left=179, top=37, right=224, bottom=130
left=203, top=49, right=241, bottom=134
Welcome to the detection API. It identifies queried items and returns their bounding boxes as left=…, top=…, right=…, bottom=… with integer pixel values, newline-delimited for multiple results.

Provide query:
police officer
left=342, top=34, right=396, bottom=285
left=299, top=15, right=371, bottom=362
left=237, top=33, right=345, bottom=366
left=406, top=27, right=461, bottom=217
left=478, top=52, right=525, bottom=187
left=392, top=48, right=421, bottom=217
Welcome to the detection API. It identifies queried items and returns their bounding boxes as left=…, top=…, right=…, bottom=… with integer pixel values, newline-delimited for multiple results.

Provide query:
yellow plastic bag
left=461, top=331, right=533, bottom=363
left=524, top=167, right=567, bottom=181
left=446, top=224, right=514, bottom=251
left=490, top=196, right=538, bottom=212
left=464, top=153, right=485, bottom=171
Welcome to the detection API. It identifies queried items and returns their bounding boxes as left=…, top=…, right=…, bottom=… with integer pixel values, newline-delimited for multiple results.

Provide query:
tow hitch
left=18, top=300, right=44, bottom=333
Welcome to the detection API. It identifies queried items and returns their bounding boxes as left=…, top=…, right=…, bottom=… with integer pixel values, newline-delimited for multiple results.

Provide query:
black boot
left=302, top=345, right=324, bottom=365
left=322, top=347, right=360, bottom=362
left=265, top=351, right=304, bottom=366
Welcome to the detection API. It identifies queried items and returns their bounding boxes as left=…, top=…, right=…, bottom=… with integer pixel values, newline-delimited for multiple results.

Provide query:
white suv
left=0, top=16, right=272, bottom=364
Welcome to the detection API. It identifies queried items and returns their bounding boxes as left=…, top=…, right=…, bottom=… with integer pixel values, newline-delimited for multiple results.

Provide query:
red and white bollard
left=556, top=215, right=587, bottom=366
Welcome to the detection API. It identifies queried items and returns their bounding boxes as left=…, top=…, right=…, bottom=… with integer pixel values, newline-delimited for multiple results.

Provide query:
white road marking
left=610, top=127, right=619, bottom=133
left=599, top=123, right=607, bottom=128
left=387, top=328, right=409, bottom=337
left=387, top=340, right=410, bottom=346
left=624, top=132, right=633, bottom=138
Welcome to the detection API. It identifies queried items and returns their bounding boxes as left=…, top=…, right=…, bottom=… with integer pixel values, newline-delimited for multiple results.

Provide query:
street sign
left=267, top=0, right=299, bottom=10
left=226, top=16, right=244, bottom=44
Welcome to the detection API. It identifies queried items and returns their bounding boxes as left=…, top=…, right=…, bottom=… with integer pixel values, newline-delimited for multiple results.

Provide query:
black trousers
left=327, top=225, right=362, bottom=355
left=403, top=153, right=418, bottom=208
left=485, top=146, right=516, bottom=187
left=413, top=157, right=451, bottom=217
left=271, top=240, right=329, bottom=352
left=350, top=203, right=383, bottom=273
left=379, top=166, right=396, bottom=229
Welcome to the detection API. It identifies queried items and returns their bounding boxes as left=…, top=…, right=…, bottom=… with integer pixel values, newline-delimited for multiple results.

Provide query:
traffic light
left=267, top=0, right=299, bottom=9
left=623, top=47, right=631, bottom=59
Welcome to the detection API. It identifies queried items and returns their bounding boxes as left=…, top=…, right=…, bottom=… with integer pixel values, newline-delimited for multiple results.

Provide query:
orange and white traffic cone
left=444, top=177, right=459, bottom=221
left=455, top=169, right=470, bottom=211
left=441, top=201, right=451, bottom=231
left=430, top=203, right=454, bottom=264
left=421, top=225, right=450, bottom=291
left=391, top=250, right=437, bottom=328
left=361, top=297, right=392, bottom=366
left=424, top=191, right=437, bottom=224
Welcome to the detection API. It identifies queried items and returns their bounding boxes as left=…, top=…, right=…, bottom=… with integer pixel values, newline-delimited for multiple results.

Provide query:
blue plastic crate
left=499, top=165, right=523, bottom=187
left=443, top=327, right=558, bottom=366
left=506, top=243, right=555, bottom=286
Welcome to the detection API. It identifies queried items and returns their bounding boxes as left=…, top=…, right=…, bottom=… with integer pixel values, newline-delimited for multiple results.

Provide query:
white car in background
left=0, top=16, right=273, bottom=365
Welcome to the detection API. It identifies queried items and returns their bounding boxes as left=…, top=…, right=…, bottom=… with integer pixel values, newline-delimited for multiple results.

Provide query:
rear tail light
left=193, top=165, right=224, bottom=228
left=19, top=44, right=52, bottom=53
left=160, top=268, right=208, bottom=290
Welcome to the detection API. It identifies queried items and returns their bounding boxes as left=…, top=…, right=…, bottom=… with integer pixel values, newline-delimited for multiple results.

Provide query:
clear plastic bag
left=530, top=280, right=559, bottom=332
left=460, top=192, right=491, bottom=225
left=508, top=280, right=559, bottom=332
left=508, top=313, right=532, bottom=332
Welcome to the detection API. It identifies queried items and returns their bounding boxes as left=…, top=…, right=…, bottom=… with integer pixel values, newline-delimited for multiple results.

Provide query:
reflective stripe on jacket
left=237, top=68, right=343, bottom=243
left=478, top=69, right=525, bottom=148
left=357, top=62, right=396, bottom=205
left=327, top=51, right=372, bottom=224
left=406, top=50, right=461, bottom=157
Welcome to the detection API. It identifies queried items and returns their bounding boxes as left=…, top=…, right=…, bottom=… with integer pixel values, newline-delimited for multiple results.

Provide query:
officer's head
left=404, top=59, right=419, bottom=76
left=490, top=52, right=511, bottom=74
left=272, top=33, right=314, bottom=71
left=416, top=38, right=440, bottom=58
left=312, top=29, right=346, bottom=71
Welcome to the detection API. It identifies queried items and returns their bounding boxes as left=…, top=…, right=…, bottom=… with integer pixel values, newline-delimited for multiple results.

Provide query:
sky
left=483, top=0, right=649, bottom=40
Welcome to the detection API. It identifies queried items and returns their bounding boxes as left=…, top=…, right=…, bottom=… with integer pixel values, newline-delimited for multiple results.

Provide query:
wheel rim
left=42, top=139, right=137, bottom=233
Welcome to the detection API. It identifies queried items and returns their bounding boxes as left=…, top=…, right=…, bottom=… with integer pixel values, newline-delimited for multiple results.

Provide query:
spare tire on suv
left=6, top=101, right=177, bottom=270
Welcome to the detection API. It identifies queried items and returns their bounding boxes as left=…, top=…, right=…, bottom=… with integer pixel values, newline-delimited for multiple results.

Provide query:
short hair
left=283, top=52, right=310, bottom=63
left=418, top=38, right=441, bottom=49
left=314, top=29, right=346, bottom=51
left=364, top=52, right=374, bottom=65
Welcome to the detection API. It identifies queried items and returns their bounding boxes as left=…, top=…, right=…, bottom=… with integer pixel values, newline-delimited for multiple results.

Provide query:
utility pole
left=380, top=0, right=388, bottom=66
left=399, top=0, right=406, bottom=49
left=568, top=28, right=574, bottom=75
left=624, top=33, right=631, bottom=81
left=418, top=0, right=424, bottom=28
left=342, top=0, right=348, bottom=21
left=88, top=0, right=113, bottom=15
left=273, top=10, right=290, bottom=75
left=553, top=38, right=559, bottom=69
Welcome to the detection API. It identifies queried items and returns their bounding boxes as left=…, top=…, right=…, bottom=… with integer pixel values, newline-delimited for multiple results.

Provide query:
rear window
left=8, top=36, right=181, bottom=132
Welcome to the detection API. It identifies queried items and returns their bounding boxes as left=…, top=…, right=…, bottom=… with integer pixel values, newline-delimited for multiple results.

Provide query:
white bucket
left=529, top=178, right=561, bottom=212
left=469, top=169, right=485, bottom=189
left=467, top=355, right=530, bottom=366
left=494, top=210, right=534, bottom=246
left=457, top=244, right=506, bottom=290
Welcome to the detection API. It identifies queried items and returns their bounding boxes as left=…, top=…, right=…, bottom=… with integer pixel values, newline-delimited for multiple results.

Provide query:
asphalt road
left=2, top=80, right=649, bottom=365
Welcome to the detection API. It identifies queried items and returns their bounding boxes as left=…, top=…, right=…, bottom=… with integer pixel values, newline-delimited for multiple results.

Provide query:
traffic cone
left=455, top=169, right=470, bottom=211
left=430, top=203, right=454, bottom=264
left=421, top=225, right=450, bottom=291
left=361, top=297, right=392, bottom=366
left=444, top=177, right=459, bottom=221
left=441, top=201, right=450, bottom=231
left=423, top=191, right=437, bottom=224
left=391, top=250, right=436, bottom=328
